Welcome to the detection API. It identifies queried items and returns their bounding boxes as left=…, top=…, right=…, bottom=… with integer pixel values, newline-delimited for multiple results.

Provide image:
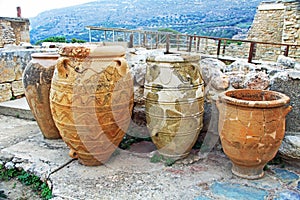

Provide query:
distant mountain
left=29, top=0, right=264, bottom=44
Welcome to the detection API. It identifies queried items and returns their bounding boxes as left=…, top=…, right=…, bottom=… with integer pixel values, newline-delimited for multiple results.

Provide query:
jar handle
left=56, top=57, right=70, bottom=79
left=283, top=105, right=292, bottom=117
left=69, top=149, right=78, bottom=159
left=114, top=57, right=128, bottom=76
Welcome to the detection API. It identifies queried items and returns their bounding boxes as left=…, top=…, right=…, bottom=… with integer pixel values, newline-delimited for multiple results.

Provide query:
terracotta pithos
left=22, top=53, right=61, bottom=139
left=144, top=53, right=204, bottom=160
left=217, top=89, right=292, bottom=179
left=49, top=45, right=134, bottom=166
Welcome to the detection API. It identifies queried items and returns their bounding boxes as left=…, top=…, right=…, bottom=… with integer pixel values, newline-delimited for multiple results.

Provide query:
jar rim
left=31, top=52, right=59, bottom=59
left=218, top=89, right=290, bottom=108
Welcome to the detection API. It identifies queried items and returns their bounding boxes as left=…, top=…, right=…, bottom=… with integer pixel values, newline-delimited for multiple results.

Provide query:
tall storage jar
left=22, top=53, right=61, bottom=139
left=144, top=53, right=204, bottom=160
left=50, top=45, right=134, bottom=166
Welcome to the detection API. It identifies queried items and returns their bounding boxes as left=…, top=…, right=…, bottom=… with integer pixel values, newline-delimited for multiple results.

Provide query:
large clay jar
left=49, top=45, right=134, bottom=166
left=217, top=89, right=292, bottom=179
left=144, top=53, right=204, bottom=160
left=22, top=53, right=61, bottom=139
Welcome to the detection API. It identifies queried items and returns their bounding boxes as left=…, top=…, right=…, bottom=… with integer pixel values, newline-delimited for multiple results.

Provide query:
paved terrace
left=0, top=98, right=299, bottom=199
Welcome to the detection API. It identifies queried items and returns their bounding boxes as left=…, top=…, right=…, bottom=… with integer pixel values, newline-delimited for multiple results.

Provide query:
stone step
left=0, top=97, right=34, bottom=120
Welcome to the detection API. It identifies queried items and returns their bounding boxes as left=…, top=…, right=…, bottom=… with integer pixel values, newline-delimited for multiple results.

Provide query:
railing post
left=177, top=35, right=180, bottom=51
left=248, top=42, right=256, bottom=63
left=284, top=45, right=290, bottom=57
left=156, top=33, right=159, bottom=49
left=188, top=35, right=193, bottom=52
left=217, top=39, right=221, bottom=57
left=186, top=35, right=189, bottom=51
left=143, top=33, right=147, bottom=47
left=129, top=33, right=134, bottom=48
left=197, top=36, right=200, bottom=52
left=166, top=34, right=170, bottom=54
left=222, top=39, right=226, bottom=55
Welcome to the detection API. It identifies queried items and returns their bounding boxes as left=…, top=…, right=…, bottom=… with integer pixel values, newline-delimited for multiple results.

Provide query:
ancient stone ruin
left=0, top=0, right=299, bottom=167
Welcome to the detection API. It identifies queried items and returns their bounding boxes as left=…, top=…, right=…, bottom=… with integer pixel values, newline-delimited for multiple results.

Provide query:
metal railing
left=86, top=26, right=300, bottom=63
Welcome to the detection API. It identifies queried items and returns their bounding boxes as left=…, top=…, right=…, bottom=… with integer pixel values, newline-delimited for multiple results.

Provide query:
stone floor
left=0, top=99, right=299, bottom=200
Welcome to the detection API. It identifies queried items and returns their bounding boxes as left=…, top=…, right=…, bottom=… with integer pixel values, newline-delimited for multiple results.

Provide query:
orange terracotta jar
left=23, top=53, right=61, bottom=139
left=217, top=89, right=292, bottom=179
left=49, top=45, right=133, bottom=166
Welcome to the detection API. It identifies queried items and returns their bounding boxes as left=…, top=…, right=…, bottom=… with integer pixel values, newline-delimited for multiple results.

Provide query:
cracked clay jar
left=217, top=89, right=292, bottom=179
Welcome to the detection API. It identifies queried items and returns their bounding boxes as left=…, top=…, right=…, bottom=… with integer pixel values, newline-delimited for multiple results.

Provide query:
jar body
left=23, top=53, right=61, bottom=139
left=217, top=89, right=292, bottom=179
left=50, top=45, right=133, bottom=166
left=144, top=54, right=204, bottom=160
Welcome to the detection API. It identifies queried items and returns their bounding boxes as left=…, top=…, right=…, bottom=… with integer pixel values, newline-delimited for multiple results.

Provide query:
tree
left=158, top=28, right=180, bottom=34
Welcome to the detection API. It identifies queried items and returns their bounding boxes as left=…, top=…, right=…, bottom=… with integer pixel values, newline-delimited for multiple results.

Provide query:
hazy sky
left=0, top=0, right=96, bottom=18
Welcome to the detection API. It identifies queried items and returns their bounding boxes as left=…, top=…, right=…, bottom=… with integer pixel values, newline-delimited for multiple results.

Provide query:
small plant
left=164, top=158, right=176, bottom=166
left=0, top=164, right=52, bottom=199
left=0, top=164, right=20, bottom=181
left=150, top=154, right=164, bottom=163
left=71, top=38, right=86, bottom=43
left=150, top=154, right=176, bottom=166
left=119, top=135, right=152, bottom=150
left=267, top=153, right=285, bottom=168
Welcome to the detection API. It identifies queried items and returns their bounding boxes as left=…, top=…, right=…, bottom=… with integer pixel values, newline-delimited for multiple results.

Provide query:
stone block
left=0, top=83, right=12, bottom=102
left=12, top=80, right=24, bottom=96
left=14, top=62, right=23, bottom=81
left=210, top=182, right=268, bottom=199
left=273, top=190, right=300, bottom=200
left=0, top=60, right=15, bottom=83
left=273, top=168, right=299, bottom=183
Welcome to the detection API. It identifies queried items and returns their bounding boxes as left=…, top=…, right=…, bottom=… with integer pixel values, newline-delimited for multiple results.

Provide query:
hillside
left=29, top=0, right=265, bottom=44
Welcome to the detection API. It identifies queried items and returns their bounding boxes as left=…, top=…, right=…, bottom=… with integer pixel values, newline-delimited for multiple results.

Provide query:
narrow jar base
left=78, top=159, right=103, bottom=166
left=158, top=150, right=190, bottom=161
left=231, top=163, right=265, bottom=180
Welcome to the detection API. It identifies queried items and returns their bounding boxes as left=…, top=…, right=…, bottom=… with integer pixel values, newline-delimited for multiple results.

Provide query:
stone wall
left=0, top=48, right=56, bottom=102
left=247, top=2, right=285, bottom=43
left=0, top=17, right=30, bottom=48
left=248, top=0, right=300, bottom=45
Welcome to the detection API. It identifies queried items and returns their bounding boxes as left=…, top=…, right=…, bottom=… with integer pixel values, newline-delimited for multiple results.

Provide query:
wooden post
left=284, top=45, right=290, bottom=57
left=166, top=34, right=170, bottom=54
left=143, top=33, right=147, bottom=47
left=197, top=36, right=200, bottom=52
left=222, top=39, right=226, bottom=55
left=188, top=36, right=193, bottom=52
left=217, top=39, right=221, bottom=57
left=129, top=33, right=134, bottom=48
left=248, top=42, right=256, bottom=63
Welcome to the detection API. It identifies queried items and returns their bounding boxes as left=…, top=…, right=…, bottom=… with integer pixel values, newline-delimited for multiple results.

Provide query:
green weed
left=150, top=154, right=176, bottom=166
left=0, top=164, right=52, bottom=199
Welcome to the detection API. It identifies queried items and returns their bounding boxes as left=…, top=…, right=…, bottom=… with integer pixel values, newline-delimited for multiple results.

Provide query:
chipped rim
left=58, top=45, right=125, bottom=58
left=218, top=89, right=290, bottom=108
left=146, top=53, right=200, bottom=63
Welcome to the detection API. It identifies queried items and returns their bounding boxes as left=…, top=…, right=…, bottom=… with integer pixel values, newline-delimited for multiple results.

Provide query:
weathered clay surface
left=50, top=45, right=134, bottom=166
left=217, top=89, right=291, bottom=179
left=144, top=53, right=204, bottom=160
left=22, top=53, right=61, bottom=139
